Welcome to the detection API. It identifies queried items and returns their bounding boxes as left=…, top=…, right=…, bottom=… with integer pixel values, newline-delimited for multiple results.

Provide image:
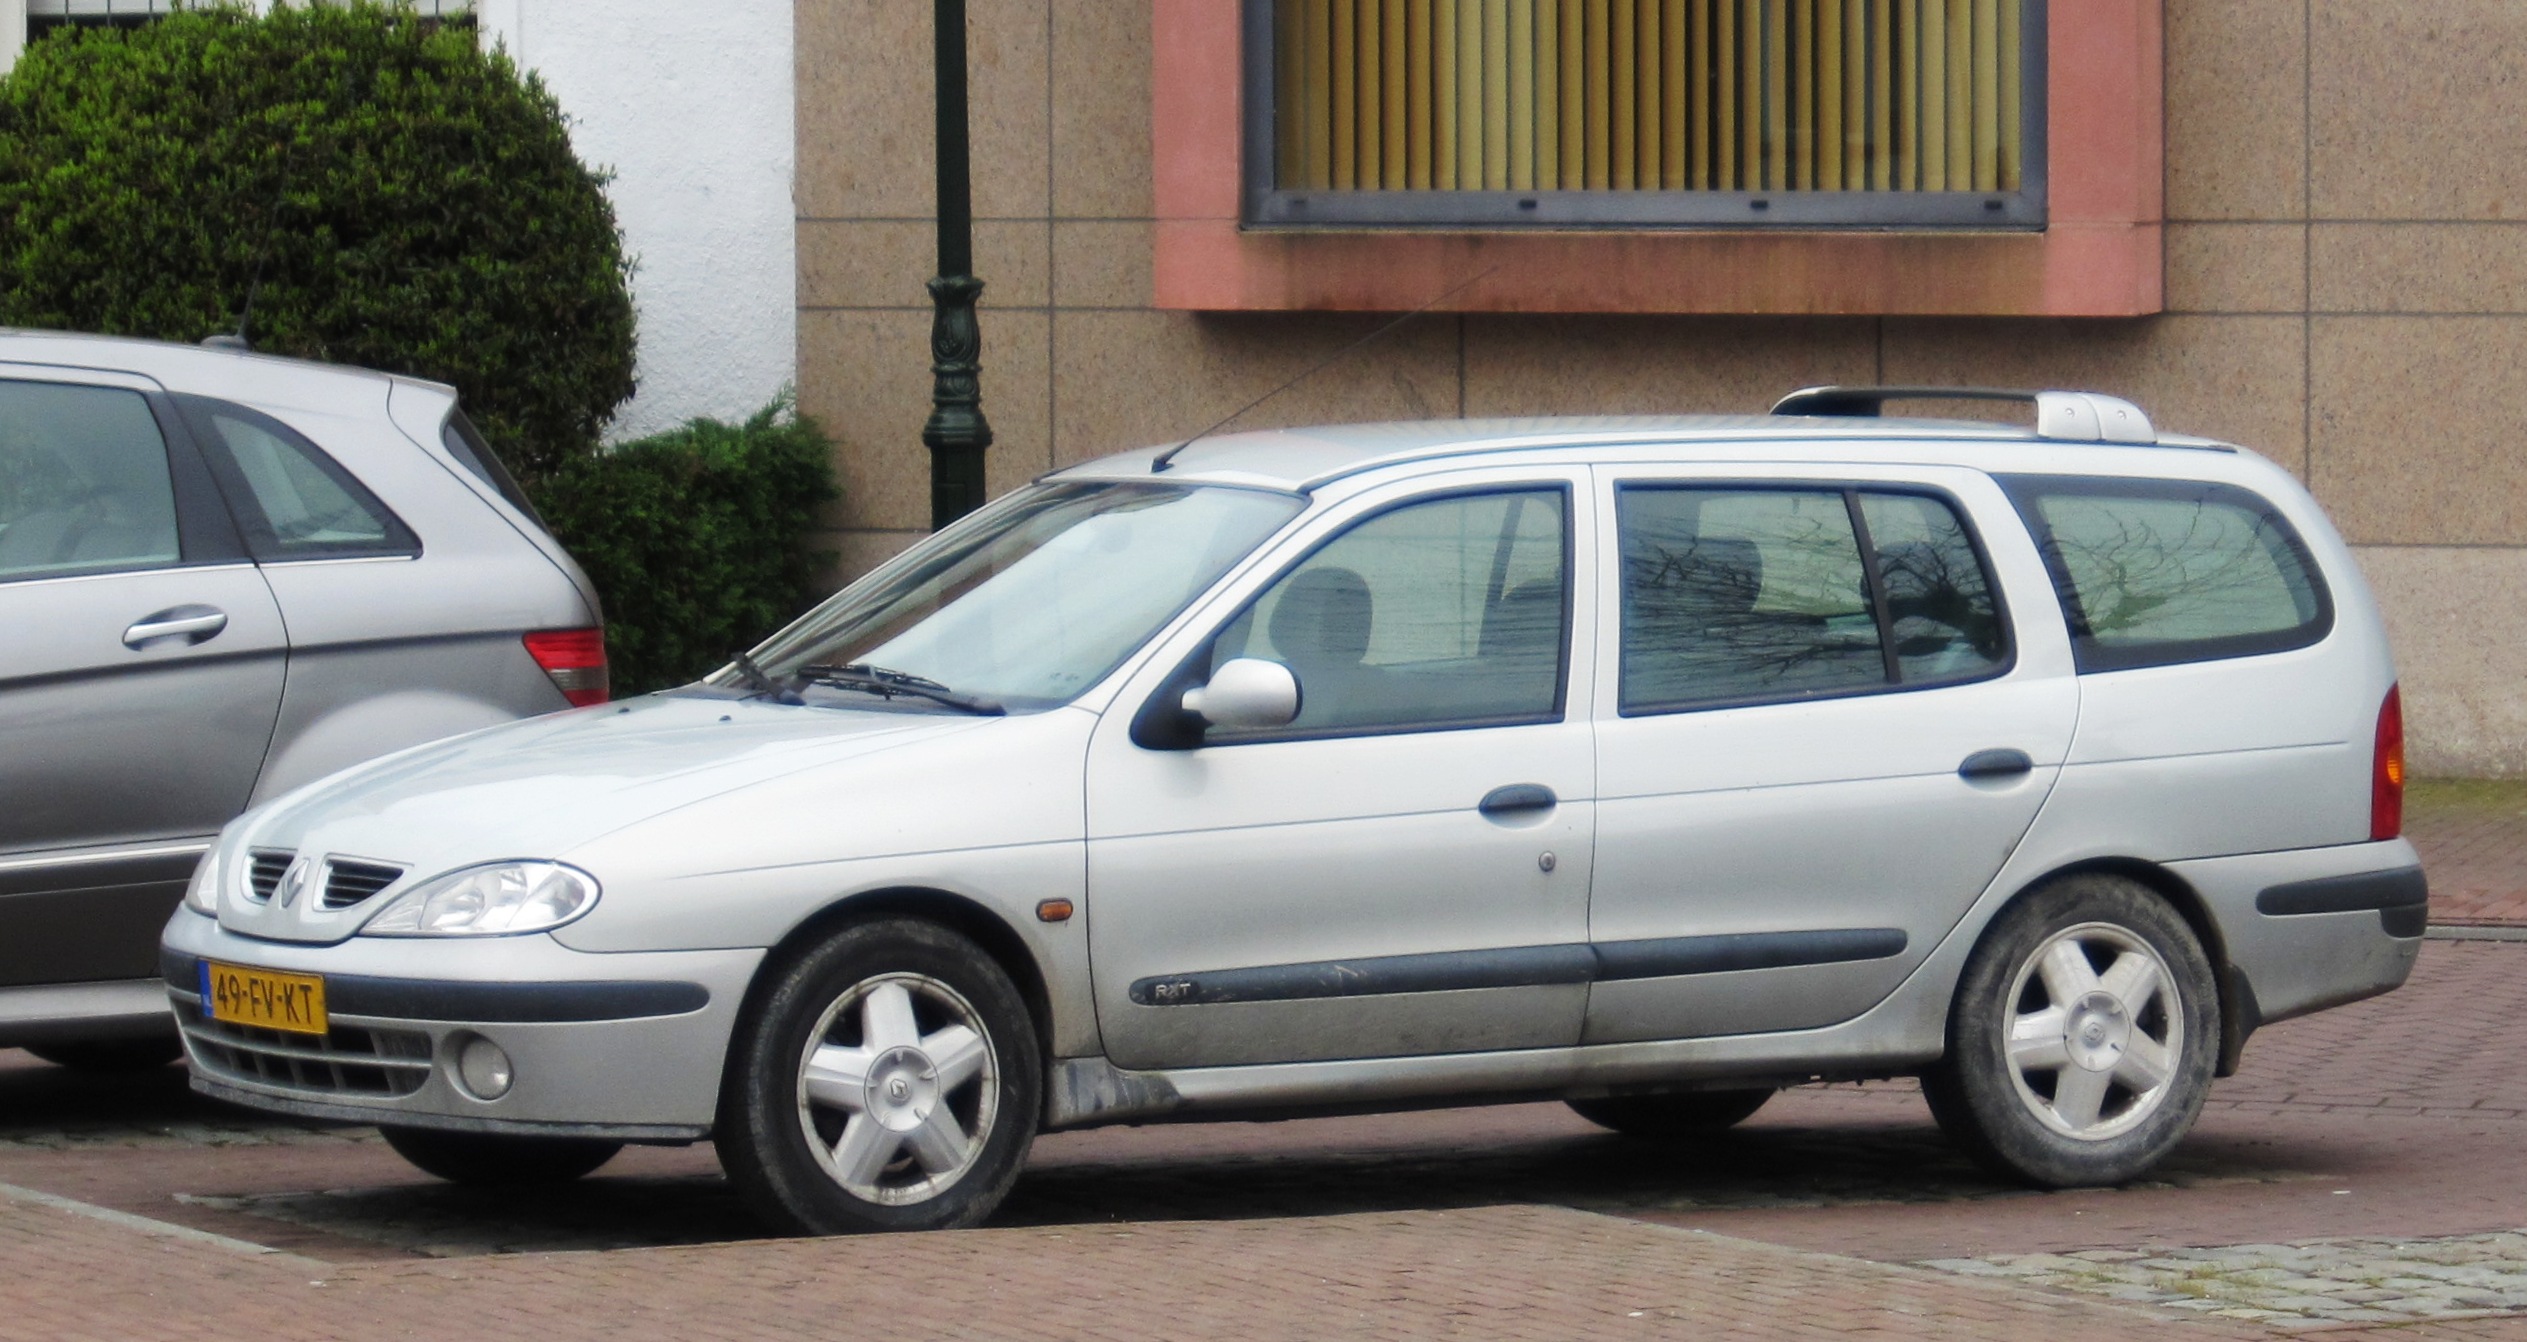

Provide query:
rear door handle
left=1478, top=783, right=1558, bottom=817
left=123, top=605, right=229, bottom=649
left=1958, top=748, right=2034, bottom=780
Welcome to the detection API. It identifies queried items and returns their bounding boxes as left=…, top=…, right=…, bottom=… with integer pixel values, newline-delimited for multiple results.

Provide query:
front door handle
left=1958, top=748, right=2034, bottom=780
left=1478, top=783, right=1558, bottom=817
left=123, top=605, right=229, bottom=649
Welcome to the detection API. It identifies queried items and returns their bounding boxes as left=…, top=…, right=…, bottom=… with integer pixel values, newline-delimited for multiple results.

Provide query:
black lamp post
left=921, top=0, right=991, bottom=530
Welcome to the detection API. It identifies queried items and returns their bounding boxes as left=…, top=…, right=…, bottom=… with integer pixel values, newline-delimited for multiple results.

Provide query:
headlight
left=182, top=850, right=221, bottom=916
left=359, top=862, right=600, bottom=937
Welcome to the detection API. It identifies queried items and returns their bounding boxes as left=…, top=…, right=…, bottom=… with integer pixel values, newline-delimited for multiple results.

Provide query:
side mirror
left=1180, top=658, right=1300, bottom=731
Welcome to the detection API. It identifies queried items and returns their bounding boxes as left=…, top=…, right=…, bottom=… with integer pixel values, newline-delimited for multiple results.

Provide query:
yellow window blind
left=1274, top=0, right=2024, bottom=193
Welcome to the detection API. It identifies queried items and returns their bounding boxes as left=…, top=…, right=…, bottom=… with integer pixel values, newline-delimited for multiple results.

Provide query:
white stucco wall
left=476, top=0, right=796, bottom=443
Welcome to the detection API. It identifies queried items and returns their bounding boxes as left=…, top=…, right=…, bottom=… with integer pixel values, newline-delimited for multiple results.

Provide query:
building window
left=1246, top=0, right=2045, bottom=228
left=26, top=0, right=474, bottom=40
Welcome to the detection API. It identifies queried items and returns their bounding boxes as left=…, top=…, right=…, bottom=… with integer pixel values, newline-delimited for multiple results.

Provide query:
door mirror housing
left=1181, top=658, right=1301, bottom=731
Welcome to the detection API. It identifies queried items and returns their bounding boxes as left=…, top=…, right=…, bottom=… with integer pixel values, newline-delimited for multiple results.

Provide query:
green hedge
left=535, top=399, right=840, bottom=695
left=0, top=3, right=634, bottom=479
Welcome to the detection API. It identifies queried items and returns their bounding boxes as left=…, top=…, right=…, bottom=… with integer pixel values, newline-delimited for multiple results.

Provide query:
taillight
left=2371, top=684, right=2405, bottom=841
left=523, top=627, right=609, bottom=707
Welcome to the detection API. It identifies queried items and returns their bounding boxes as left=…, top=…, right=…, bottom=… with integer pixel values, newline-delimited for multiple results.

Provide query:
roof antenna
left=1149, top=267, right=1498, bottom=474
left=205, top=138, right=297, bottom=354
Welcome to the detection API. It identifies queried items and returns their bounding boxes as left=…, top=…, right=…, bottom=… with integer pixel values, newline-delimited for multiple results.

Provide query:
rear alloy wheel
left=719, top=918, right=1040, bottom=1235
left=1924, top=874, right=2218, bottom=1187
left=379, top=1126, right=622, bottom=1185
left=1568, top=1089, right=1774, bottom=1138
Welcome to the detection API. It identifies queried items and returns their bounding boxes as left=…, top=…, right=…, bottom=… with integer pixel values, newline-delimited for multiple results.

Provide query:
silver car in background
left=166, top=389, right=2422, bottom=1233
left=1, top=330, right=605, bottom=1066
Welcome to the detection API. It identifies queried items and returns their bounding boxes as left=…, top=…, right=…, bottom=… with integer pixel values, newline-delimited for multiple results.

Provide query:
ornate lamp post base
left=921, top=273, right=990, bottom=528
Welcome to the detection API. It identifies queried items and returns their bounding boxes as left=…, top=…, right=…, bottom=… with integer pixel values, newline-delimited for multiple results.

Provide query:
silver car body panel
left=159, top=411, right=2422, bottom=1133
left=1, top=330, right=596, bottom=1040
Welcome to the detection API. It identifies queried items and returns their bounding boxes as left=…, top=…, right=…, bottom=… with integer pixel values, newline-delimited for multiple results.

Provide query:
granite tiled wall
left=796, top=0, right=2527, bottom=774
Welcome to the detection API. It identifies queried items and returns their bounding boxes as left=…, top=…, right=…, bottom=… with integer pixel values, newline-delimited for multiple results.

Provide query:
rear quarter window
left=1999, top=475, right=2333, bottom=673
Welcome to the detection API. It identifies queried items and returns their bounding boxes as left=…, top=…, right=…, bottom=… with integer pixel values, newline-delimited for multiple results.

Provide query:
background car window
left=1618, top=487, right=1885, bottom=712
left=2003, top=477, right=2330, bottom=673
left=1212, top=488, right=1567, bottom=734
left=0, top=380, right=181, bottom=582
left=180, top=399, right=415, bottom=560
left=1858, top=492, right=2008, bottom=684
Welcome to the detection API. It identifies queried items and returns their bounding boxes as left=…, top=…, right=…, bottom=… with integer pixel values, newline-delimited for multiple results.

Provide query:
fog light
left=454, top=1035, right=514, bottom=1101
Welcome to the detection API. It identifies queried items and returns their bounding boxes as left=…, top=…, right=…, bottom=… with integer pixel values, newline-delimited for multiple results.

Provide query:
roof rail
left=1770, top=386, right=2157, bottom=445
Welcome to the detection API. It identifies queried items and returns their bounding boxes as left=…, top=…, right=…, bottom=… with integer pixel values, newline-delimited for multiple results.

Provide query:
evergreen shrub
left=0, top=3, right=635, bottom=479
left=536, top=398, right=840, bottom=695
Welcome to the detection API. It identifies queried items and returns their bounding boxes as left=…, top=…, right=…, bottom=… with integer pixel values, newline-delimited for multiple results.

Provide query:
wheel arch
left=1991, top=856, right=2253, bottom=1077
left=733, top=887, right=1058, bottom=1068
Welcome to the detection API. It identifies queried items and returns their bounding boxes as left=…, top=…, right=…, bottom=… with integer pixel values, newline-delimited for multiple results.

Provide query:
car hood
left=214, top=694, right=990, bottom=943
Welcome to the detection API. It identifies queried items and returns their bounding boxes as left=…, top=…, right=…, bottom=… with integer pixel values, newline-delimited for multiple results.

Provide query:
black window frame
left=1240, top=0, right=2049, bottom=231
left=175, top=395, right=421, bottom=564
left=1997, top=474, right=2335, bottom=675
left=1613, top=479, right=2015, bottom=718
left=0, top=377, right=248, bottom=586
left=1133, top=482, right=1578, bottom=750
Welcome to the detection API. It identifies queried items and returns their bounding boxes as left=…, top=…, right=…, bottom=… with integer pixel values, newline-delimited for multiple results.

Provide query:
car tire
left=1567, top=1089, right=1774, bottom=1138
left=717, top=917, right=1041, bottom=1236
left=25, top=1037, right=184, bottom=1071
left=1922, top=874, right=2219, bottom=1188
left=379, top=1126, right=623, bottom=1185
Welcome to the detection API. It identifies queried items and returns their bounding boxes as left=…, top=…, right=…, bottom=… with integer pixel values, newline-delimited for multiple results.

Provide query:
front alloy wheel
left=720, top=918, right=1040, bottom=1234
left=797, top=972, right=998, bottom=1206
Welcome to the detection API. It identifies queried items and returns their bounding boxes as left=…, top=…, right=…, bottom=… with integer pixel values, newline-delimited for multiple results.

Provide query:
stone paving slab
left=2409, top=781, right=2527, bottom=927
left=1925, top=1229, right=2527, bottom=1328
left=0, top=1183, right=2275, bottom=1342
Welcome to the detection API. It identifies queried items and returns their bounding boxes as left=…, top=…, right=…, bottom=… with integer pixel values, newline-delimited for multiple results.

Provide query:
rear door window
left=1616, top=485, right=2009, bottom=714
left=2000, top=476, right=2331, bottom=672
left=0, top=380, right=182, bottom=581
left=178, top=397, right=418, bottom=561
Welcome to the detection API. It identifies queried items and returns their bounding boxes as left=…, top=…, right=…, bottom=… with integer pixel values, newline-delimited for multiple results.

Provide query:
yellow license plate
left=201, top=962, right=328, bottom=1036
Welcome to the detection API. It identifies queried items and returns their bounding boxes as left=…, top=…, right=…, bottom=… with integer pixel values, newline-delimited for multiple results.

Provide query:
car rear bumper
left=159, top=910, right=761, bottom=1138
left=2171, top=838, right=2427, bottom=1032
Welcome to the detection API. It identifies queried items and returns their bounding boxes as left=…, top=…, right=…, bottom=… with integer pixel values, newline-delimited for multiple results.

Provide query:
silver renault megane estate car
left=164, top=388, right=2424, bottom=1233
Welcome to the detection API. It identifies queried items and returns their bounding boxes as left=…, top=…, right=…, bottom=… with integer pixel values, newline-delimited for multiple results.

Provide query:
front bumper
left=160, top=910, right=763, bottom=1140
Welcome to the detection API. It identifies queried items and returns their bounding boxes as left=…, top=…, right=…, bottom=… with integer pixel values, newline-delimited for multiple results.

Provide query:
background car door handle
left=123, top=605, right=229, bottom=649
left=1478, top=783, right=1558, bottom=816
left=1958, top=748, right=2034, bottom=779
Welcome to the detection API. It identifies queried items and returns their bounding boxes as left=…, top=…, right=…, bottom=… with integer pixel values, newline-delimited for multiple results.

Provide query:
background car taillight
left=523, top=628, right=609, bottom=707
left=2371, top=684, right=2405, bottom=841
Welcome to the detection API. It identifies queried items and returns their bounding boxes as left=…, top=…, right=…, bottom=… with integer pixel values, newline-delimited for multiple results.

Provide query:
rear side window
left=0, top=380, right=182, bottom=581
left=2000, top=476, right=2332, bottom=673
left=439, top=410, right=548, bottom=530
left=178, top=397, right=418, bottom=561
left=1617, top=485, right=2009, bottom=714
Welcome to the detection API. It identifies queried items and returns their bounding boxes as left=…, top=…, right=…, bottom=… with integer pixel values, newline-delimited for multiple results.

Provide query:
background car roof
left=0, top=328, right=452, bottom=418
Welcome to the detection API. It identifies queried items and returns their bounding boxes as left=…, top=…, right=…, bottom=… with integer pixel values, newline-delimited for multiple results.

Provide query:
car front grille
left=245, top=850, right=292, bottom=902
left=320, top=860, right=404, bottom=910
left=174, top=996, right=434, bottom=1098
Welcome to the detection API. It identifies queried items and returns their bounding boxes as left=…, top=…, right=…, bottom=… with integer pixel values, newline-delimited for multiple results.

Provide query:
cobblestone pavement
left=2, top=794, right=2524, bottom=1338
left=1928, top=1229, right=2527, bottom=1327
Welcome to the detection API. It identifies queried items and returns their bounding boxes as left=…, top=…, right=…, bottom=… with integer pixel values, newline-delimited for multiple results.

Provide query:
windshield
left=728, top=481, right=1304, bottom=712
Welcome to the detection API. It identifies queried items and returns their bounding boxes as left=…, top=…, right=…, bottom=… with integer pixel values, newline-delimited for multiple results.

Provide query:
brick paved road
left=2, top=788, right=2522, bottom=1338
left=2409, top=781, right=2527, bottom=925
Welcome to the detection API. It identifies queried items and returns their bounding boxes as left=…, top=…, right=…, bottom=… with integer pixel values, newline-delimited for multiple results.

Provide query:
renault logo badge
left=276, top=857, right=313, bottom=909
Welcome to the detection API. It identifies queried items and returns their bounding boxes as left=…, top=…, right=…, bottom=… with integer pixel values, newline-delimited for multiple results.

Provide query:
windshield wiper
left=793, top=663, right=1005, bottom=716
left=730, top=650, right=803, bottom=705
